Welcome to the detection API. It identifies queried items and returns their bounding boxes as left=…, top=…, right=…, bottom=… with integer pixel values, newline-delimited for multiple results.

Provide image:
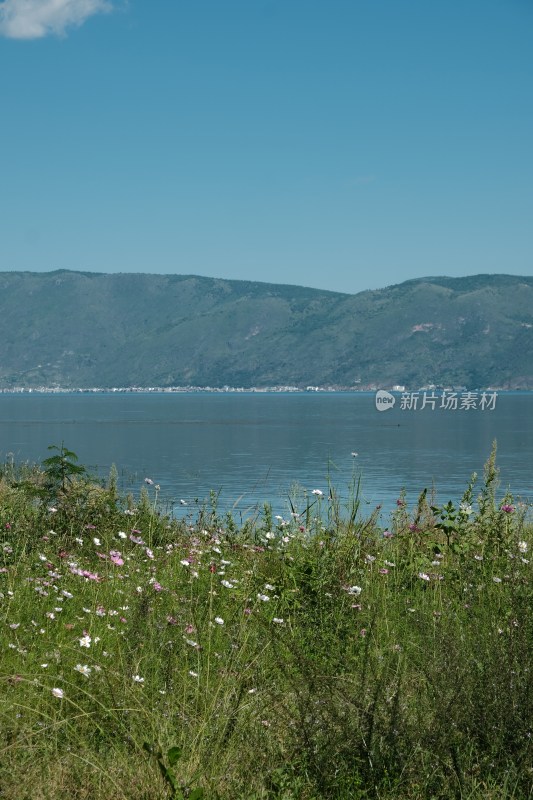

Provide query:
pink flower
left=500, top=504, right=515, bottom=513
left=109, top=550, right=124, bottom=566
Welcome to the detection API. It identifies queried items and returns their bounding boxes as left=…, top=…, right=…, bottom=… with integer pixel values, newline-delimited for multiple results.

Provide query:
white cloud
left=0, top=0, right=112, bottom=40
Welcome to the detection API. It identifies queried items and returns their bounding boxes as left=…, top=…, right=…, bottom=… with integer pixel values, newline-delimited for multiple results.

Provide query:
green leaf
left=167, top=746, right=182, bottom=766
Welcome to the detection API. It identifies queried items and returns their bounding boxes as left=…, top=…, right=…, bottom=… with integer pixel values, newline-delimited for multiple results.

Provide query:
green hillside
left=1, top=270, right=532, bottom=388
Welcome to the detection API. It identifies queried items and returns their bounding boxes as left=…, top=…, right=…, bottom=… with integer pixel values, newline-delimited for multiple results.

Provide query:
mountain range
left=1, top=270, right=532, bottom=389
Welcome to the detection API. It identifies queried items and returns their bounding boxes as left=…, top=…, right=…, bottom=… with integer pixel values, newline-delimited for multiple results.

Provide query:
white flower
left=418, top=572, right=430, bottom=581
left=132, top=674, right=144, bottom=683
left=79, top=635, right=92, bottom=648
left=264, top=583, right=275, bottom=591
left=180, top=559, right=191, bottom=567
left=272, top=618, right=284, bottom=624
left=345, top=585, right=362, bottom=595
left=51, top=687, right=64, bottom=698
left=118, top=531, right=127, bottom=539
left=62, top=590, right=74, bottom=599
left=265, top=532, right=276, bottom=540
left=93, top=537, right=101, bottom=546
left=188, top=670, right=198, bottom=677
left=518, top=541, right=528, bottom=553
left=185, top=638, right=199, bottom=648
left=74, top=664, right=91, bottom=677
left=214, top=616, right=224, bottom=625
left=257, top=593, right=270, bottom=602
left=459, top=503, right=473, bottom=515
left=311, top=489, right=323, bottom=496
left=492, top=576, right=502, bottom=584
left=365, top=554, right=376, bottom=563
left=221, top=580, right=234, bottom=589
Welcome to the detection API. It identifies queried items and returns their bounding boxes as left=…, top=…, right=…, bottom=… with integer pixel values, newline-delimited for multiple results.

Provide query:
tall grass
left=0, top=446, right=531, bottom=799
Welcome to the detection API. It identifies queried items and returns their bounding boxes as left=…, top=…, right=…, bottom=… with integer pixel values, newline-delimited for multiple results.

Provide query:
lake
left=0, top=391, right=531, bottom=524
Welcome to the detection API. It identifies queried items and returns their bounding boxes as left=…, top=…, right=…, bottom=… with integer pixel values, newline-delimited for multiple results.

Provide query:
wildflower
left=221, top=580, right=235, bottom=589
left=365, top=554, right=376, bottom=563
left=153, top=582, right=163, bottom=592
left=185, top=638, right=199, bottom=648
left=345, top=585, right=362, bottom=596
left=264, top=583, right=275, bottom=591
left=117, top=531, right=127, bottom=539
left=257, top=593, right=270, bottom=602
left=382, top=530, right=393, bottom=538
left=109, top=550, right=124, bottom=566
left=79, top=635, right=92, bottom=648
left=360, top=628, right=367, bottom=637
left=52, top=687, right=64, bottom=698
left=180, top=499, right=187, bottom=506
left=418, top=572, right=430, bottom=581
left=459, top=503, right=473, bottom=515
left=265, top=532, right=276, bottom=540
left=518, top=541, right=528, bottom=553
left=474, top=554, right=483, bottom=561
left=311, top=489, right=323, bottom=497
left=74, top=664, right=91, bottom=677
left=492, top=576, right=502, bottom=584
left=144, top=478, right=154, bottom=485
left=500, top=504, right=515, bottom=513
left=272, top=618, right=284, bottom=624
left=188, top=670, right=198, bottom=677
left=132, top=675, right=144, bottom=683
left=379, top=568, right=389, bottom=575
left=93, top=537, right=101, bottom=546
left=214, top=616, right=224, bottom=625
left=145, top=548, right=154, bottom=559
left=129, top=534, right=143, bottom=545
left=180, top=559, right=191, bottom=567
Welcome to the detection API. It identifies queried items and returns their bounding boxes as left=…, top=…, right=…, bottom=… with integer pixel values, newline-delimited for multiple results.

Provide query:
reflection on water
left=0, top=392, right=531, bottom=522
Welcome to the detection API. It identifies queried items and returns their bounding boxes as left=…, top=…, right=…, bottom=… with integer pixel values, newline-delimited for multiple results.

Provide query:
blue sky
left=1, top=0, right=532, bottom=294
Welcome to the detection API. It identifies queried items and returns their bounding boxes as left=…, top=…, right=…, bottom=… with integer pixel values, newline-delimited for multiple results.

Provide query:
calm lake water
left=0, top=392, right=531, bottom=523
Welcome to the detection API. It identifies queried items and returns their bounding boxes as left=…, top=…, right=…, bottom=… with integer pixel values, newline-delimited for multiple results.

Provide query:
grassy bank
left=0, top=447, right=531, bottom=799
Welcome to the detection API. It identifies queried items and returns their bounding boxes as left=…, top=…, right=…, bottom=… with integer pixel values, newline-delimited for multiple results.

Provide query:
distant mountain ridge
left=1, top=270, right=532, bottom=389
